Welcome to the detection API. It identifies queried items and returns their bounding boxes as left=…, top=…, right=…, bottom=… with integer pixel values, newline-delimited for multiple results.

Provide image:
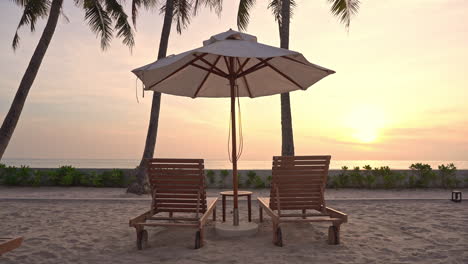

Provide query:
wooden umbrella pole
left=229, top=57, right=239, bottom=226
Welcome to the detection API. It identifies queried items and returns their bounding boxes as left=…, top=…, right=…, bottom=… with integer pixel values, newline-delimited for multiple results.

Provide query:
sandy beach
left=1, top=188, right=467, bottom=264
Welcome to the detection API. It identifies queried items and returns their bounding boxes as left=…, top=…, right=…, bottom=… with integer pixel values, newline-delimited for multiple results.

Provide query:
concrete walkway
left=0, top=186, right=464, bottom=201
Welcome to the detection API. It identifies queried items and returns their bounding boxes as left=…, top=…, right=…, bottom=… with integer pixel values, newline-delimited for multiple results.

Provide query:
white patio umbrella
left=133, top=29, right=335, bottom=226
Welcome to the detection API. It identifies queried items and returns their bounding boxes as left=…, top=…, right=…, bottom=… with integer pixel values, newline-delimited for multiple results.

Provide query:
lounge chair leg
left=272, top=223, right=283, bottom=247
left=259, top=207, right=263, bottom=222
left=195, top=228, right=204, bottom=249
left=194, top=230, right=201, bottom=249
left=213, top=205, right=216, bottom=221
left=302, top=209, right=306, bottom=219
left=328, top=223, right=341, bottom=245
left=222, top=195, right=226, bottom=222
left=272, top=222, right=278, bottom=244
left=276, top=227, right=283, bottom=247
left=169, top=212, right=173, bottom=218
left=200, top=228, right=205, bottom=247
left=136, top=227, right=148, bottom=250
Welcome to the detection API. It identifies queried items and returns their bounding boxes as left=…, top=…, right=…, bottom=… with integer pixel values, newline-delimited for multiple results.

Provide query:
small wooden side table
left=220, top=191, right=253, bottom=222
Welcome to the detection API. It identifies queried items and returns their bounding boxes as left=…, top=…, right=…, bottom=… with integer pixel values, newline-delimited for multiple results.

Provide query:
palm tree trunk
left=0, top=0, right=63, bottom=160
left=279, top=0, right=295, bottom=156
left=127, top=0, right=174, bottom=194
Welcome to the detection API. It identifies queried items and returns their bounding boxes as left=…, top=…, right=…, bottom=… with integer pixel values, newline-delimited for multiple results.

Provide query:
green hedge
left=329, top=163, right=462, bottom=189
left=0, top=164, right=129, bottom=187
left=0, top=163, right=465, bottom=189
left=205, top=170, right=272, bottom=189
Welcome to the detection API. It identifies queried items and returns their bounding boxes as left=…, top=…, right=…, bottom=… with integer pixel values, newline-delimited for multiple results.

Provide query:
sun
left=353, top=128, right=378, bottom=143
left=344, top=106, right=385, bottom=144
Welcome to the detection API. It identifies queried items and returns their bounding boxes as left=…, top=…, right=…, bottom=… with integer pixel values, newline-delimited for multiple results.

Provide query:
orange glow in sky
left=0, top=0, right=467, bottom=161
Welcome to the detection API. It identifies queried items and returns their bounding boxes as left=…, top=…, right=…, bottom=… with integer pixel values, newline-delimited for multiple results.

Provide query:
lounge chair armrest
left=258, top=197, right=279, bottom=220
left=326, top=207, right=347, bottom=223
left=129, top=210, right=153, bottom=227
left=199, top=197, right=218, bottom=227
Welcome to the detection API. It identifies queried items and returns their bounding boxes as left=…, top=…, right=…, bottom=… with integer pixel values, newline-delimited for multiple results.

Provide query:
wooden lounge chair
left=0, top=237, right=23, bottom=255
left=258, top=156, right=347, bottom=246
left=129, top=158, right=218, bottom=249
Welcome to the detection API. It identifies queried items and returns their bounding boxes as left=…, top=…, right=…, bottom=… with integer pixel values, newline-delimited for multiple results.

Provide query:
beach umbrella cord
left=135, top=77, right=140, bottom=103
left=227, top=84, right=244, bottom=163
left=136, top=74, right=244, bottom=163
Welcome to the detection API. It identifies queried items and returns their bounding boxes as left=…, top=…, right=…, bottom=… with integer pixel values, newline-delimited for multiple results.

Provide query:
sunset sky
left=0, top=0, right=467, bottom=162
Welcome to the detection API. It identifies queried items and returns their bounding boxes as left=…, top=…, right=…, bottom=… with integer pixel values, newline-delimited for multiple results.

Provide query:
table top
left=219, top=191, right=252, bottom=196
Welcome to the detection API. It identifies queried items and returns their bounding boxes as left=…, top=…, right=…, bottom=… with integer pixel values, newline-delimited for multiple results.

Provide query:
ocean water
left=2, top=158, right=468, bottom=170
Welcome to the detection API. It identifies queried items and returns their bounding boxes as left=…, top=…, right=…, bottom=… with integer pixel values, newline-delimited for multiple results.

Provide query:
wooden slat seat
left=129, top=158, right=218, bottom=250
left=258, top=156, right=347, bottom=246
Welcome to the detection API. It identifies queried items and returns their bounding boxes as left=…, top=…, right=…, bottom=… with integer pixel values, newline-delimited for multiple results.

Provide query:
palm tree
left=0, top=0, right=135, bottom=160
left=127, top=0, right=223, bottom=194
left=237, top=0, right=360, bottom=156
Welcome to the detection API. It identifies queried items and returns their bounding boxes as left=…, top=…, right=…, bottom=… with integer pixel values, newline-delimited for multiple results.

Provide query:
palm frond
left=172, top=0, right=191, bottom=34
left=105, top=0, right=135, bottom=50
left=61, top=6, right=70, bottom=23
left=236, top=0, right=255, bottom=31
left=193, top=0, right=222, bottom=17
left=12, top=0, right=51, bottom=50
left=131, top=0, right=157, bottom=28
left=10, top=0, right=28, bottom=7
left=327, top=0, right=360, bottom=29
left=267, top=0, right=296, bottom=24
left=83, top=0, right=113, bottom=50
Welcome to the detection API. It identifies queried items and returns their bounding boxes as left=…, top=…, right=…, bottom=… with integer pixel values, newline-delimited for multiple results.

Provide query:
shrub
left=89, top=172, right=104, bottom=187
left=385, top=172, right=405, bottom=189
left=102, top=169, right=125, bottom=187
left=32, top=170, right=44, bottom=186
left=363, top=165, right=376, bottom=188
left=0, top=163, right=5, bottom=181
left=372, top=166, right=405, bottom=188
left=349, top=166, right=364, bottom=187
left=237, top=173, right=243, bottom=188
left=60, top=173, right=74, bottom=186
left=79, top=172, right=91, bottom=186
left=46, top=166, right=81, bottom=186
left=266, top=175, right=272, bottom=187
left=246, top=171, right=257, bottom=187
left=410, top=163, right=436, bottom=187
left=206, top=170, right=216, bottom=185
left=332, top=166, right=349, bottom=188
left=56, top=166, right=80, bottom=186
left=253, top=175, right=265, bottom=188
left=331, top=176, right=340, bottom=189
left=47, top=170, right=59, bottom=185
left=3, top=166, right=19, bottom=186
left=408, top=174, right=417, bottom=188
left=219, top=170, right=229, bottom=188
left=17, top=166, right=33, bottom=185
left=438, top=163, right=459, bottom=188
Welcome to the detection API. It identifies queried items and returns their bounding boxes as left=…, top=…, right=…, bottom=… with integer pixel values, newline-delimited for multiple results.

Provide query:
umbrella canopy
left=133, top=29, right=335, bottom=226
left=133, top=29, right=334, bottom=98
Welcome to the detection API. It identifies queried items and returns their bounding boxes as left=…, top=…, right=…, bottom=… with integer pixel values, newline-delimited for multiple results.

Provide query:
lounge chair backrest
left=269, top=156, right=331, bottom=212
left=147, top=158, right=207, bottom=214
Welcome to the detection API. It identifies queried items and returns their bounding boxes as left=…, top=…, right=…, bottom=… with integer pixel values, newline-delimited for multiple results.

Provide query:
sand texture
left=1, top=199, right=467, bottom=264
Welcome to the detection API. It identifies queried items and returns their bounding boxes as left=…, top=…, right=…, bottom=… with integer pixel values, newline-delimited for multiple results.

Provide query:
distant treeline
left=0, top=163, right=467, bottom=189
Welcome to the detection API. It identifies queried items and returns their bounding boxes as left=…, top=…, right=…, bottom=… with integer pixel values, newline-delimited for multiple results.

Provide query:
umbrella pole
left=229, top=76, right=239, bottom=226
